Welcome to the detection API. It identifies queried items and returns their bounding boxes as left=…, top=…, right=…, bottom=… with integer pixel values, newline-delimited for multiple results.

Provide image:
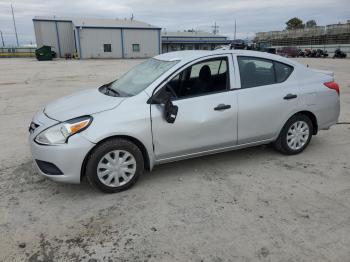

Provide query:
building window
left=103, top=44, right=112, bottom=52
left=132, top=44, right=140, bottom=52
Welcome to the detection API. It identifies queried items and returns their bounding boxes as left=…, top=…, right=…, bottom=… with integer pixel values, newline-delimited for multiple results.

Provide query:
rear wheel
left=86, top=138, right=144, bottom=193
left=274, top=114, right=313, bottom=155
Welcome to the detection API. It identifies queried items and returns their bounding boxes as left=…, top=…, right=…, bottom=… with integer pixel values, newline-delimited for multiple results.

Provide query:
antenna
left=212, top=22, right=219, bottom=35
left=11, top=4, right=19, bottom=47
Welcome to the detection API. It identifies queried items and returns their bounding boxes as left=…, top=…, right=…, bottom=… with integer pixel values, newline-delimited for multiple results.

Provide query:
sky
left=0, top=0, right=349, bottom=46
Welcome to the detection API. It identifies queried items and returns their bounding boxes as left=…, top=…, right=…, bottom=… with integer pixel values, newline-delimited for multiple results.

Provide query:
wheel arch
left=276, top=110, right=318, bottom=140
left=296, top=110, right=318, bottom=135
left=274, top=110, right=318, bottom=140
left=80, top=135, right=152, bottom=182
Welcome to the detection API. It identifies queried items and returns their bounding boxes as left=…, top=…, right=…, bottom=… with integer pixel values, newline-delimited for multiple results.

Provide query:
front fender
left=81, top=93, right=156, bottom=169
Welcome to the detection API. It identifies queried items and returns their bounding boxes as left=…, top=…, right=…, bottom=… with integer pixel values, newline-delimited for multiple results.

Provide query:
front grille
left=35, top=160, right=63, bottom=175
left=29, top=122, right=39, bottom=133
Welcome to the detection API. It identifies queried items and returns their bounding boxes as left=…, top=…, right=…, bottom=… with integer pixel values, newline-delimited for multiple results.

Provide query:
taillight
left=324, top=82, right=340, bottom=95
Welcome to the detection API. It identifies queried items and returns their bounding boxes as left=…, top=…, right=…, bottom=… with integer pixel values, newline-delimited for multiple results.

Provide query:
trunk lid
left=311, top=68, right=334, bottom=77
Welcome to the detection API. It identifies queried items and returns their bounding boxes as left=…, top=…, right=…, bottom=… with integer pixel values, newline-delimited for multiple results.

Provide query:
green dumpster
left=35, top=45, right=54, bottom=61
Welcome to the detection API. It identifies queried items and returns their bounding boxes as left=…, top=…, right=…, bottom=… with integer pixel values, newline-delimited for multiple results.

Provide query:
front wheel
left=274, top=114, right=313, bottom=155
left=86, top=138, right=144, bottom=193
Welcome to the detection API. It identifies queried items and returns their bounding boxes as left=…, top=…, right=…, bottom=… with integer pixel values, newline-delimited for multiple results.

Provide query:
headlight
left=35, top=116, right=92, bottom=145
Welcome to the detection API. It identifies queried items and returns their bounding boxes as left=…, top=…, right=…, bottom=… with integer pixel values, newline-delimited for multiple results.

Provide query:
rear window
left=237, top=56, right=293, bottom=89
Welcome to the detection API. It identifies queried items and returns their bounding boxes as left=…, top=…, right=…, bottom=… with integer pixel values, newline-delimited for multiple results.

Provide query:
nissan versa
left=29, top=50, right=340, bottom=193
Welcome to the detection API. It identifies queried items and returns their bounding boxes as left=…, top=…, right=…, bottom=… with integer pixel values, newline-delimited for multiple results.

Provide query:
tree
left=306, top=20, right=317, bottom=28
left=286, top=17, right=304, bottom=30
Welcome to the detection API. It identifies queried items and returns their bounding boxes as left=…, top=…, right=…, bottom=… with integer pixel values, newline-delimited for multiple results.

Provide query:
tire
left=85, top=138, right=144, bottom=193
left=274, top=114, right=313, bottom=155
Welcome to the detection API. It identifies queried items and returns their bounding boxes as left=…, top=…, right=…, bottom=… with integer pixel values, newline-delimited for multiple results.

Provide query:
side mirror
left=164, top=98, right=178, bottom=124
left=150, top=95, right=164, bottom=105
left=150, top=87, right=178, bottom=124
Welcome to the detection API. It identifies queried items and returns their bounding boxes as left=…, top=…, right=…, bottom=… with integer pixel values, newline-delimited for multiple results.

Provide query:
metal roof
left=162, top=40, right=231, bottom=44
left=162, top=31, right=227, bottom=38
left=33, top=16, right=161, bottom=29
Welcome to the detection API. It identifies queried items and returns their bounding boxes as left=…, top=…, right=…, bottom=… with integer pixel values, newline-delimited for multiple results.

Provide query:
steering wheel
left=165, top=83, right=177, bottom=99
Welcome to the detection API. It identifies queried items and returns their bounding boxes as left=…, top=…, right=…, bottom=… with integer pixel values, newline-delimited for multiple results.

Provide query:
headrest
left=199, top=65, right=211, bottom=81
left=244, top=62, right=256, bottom=74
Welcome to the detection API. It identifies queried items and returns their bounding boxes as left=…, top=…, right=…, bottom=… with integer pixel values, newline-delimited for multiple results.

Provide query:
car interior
left=238, top=56, right=293, bottom=88
left=163, top=57, right=230, bottom=99
left=239, top=59, right=275, bottom=88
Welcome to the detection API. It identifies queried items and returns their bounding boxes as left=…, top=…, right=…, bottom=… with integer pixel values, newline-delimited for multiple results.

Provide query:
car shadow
left=137, top=144, right=279, bottom=184
left=21, top=142, right=311, bottom=196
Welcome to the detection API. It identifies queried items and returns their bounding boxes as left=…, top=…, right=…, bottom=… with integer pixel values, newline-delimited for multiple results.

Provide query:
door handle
left=214, top=104, right=231, bottom=111
left=283, top=94, right=298, bottom=100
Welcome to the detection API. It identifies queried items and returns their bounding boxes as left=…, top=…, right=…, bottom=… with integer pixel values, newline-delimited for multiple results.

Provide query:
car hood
left=44, top=88, right=125, bottom=121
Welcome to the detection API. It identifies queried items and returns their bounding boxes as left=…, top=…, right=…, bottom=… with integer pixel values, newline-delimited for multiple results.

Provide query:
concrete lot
left=0, top=57, right=349, bottom=262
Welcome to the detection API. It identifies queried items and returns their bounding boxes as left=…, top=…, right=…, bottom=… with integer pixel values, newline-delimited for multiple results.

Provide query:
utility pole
left=212, top=22, right=219, bottom=35
left=234, top=20, right=237, bottom=40
left=11, top=4, right=19, bottom=47
left=0, top=30, right=4, bottom=47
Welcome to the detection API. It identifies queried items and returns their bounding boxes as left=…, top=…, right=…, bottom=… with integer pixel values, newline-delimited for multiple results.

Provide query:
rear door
left=235, top=55, right=299, bottom=144
left=150, top=55, right=238, bottom=161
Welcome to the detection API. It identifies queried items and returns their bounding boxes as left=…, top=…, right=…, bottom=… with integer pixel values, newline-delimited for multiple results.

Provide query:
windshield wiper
left=105, top=85, right=120, bottom=96
left=99, top=83, right=120, bottom=97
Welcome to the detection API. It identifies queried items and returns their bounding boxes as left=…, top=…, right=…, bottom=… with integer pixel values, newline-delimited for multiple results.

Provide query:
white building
left=33, top=16, right=161, bottom=59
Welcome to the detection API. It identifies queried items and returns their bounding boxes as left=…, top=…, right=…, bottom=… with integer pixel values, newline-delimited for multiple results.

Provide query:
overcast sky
left=0, top=0, right=349, bottom=46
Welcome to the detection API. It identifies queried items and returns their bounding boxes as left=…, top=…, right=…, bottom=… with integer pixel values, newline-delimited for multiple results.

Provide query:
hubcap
left=97, top=150, right=136, bottom=187
left=286, top=120, right=310, bottom=150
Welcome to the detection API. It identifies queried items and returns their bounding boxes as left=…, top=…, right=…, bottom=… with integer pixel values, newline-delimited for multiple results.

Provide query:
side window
left=237, top=56, right=275, bottom=89
left=103, top=44, right=112, bottom=52
left=218, top=59, right=227, bottom=74
left=274, top=61, right=293, bottom=83
left=237, top=56, right=293, bottom=89
left=190, top=60, right=221, bottom=78
left=164, top=57, right=230, bottom=99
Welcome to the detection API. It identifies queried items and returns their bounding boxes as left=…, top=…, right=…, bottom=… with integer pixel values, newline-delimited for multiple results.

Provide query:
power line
left=212, top=22, right=219, bottom=35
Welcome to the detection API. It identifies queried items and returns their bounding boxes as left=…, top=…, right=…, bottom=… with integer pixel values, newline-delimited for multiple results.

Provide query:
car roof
left=154, top=49, right=300, bottom=66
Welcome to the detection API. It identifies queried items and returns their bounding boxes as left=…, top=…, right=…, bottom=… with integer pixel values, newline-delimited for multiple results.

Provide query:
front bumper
left=29, top=110, right=95, bottom=184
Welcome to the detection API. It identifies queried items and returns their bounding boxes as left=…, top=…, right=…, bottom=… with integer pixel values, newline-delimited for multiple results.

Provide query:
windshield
left=109, top=58, right=179, bottom=96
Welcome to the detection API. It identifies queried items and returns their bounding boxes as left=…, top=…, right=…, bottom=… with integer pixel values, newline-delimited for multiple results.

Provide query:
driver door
left=150, top=55, right=238, bottom=162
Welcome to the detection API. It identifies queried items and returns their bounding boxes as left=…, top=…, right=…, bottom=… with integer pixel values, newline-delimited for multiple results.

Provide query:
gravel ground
left=0, top=57, right=349, bottom=262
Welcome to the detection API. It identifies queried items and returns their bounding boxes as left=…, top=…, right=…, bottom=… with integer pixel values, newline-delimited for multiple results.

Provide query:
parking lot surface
left=0, top=57, right=349, bottom=261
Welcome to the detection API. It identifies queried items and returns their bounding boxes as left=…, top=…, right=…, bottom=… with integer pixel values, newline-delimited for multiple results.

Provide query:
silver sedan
left=29, top=50, right=340, bottom=193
